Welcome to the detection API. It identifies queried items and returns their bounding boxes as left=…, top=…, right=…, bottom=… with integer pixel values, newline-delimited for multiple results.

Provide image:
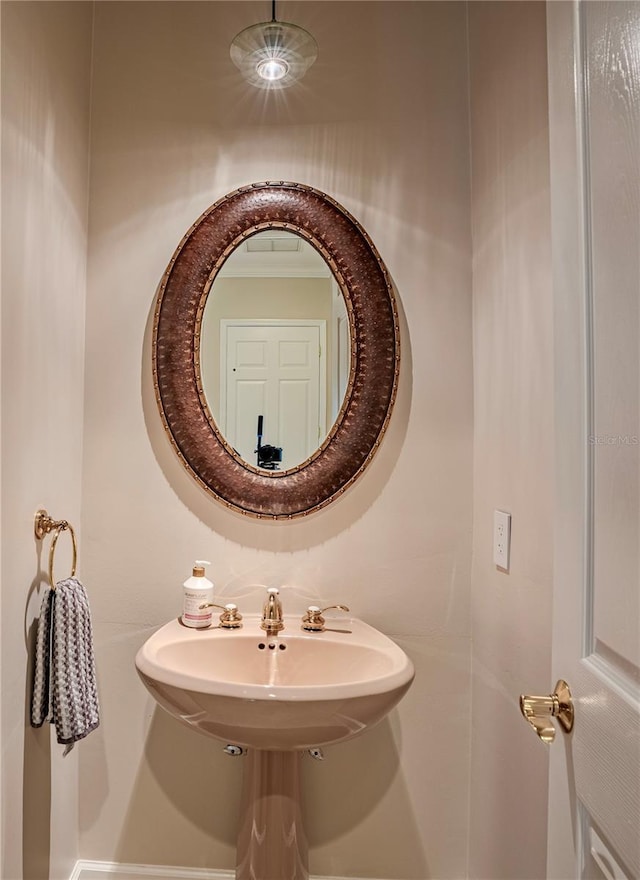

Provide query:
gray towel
left=31, top=577, right=100, bottom=751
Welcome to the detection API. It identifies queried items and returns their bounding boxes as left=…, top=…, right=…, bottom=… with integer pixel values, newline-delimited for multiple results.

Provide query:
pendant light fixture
left=230, top=1, right=318, bottom=90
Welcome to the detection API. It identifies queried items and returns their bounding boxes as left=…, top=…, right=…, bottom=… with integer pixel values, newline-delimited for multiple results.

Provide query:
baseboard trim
left=70, top=862, right=233, bottom=880
left=70, top=860, right=376, bottom=880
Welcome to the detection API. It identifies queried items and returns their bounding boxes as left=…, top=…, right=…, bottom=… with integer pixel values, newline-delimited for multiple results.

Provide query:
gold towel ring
left=34, top=509, right=78, bottom=589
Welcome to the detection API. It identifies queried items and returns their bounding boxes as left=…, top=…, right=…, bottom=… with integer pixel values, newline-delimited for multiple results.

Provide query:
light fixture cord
left=271, top=0, right=276, bottom=22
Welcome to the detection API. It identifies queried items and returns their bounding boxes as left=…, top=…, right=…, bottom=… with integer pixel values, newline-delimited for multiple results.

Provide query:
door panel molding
left=547, top=2, right=640, bottom=877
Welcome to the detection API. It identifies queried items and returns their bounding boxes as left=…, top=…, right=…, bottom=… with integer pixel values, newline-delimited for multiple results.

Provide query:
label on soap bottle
left=182, top=581, right=214, bottom=628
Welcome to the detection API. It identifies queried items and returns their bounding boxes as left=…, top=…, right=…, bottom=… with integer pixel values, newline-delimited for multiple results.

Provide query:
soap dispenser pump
left=182, top=560, right=214, bottom=628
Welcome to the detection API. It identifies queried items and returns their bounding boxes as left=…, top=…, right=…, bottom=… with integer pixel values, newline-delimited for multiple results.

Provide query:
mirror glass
left=200, top=231, right=350, bottom=471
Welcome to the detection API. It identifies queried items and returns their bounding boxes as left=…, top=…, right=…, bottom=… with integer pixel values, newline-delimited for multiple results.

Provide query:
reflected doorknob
left=519, top=679, right=574, bottom=744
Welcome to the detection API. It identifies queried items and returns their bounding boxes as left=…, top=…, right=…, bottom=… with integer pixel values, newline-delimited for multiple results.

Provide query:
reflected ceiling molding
left=218, top=230, right=331, bottom=278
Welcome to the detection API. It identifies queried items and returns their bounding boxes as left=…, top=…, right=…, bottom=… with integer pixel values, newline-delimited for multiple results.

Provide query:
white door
left=545, top=2, right=640, bottom=877
left=221, top=320, right=326, bottom=470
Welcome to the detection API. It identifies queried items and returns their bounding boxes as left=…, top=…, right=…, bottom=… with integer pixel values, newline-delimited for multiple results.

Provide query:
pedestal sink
left=135, top=615, right=414, bottom=879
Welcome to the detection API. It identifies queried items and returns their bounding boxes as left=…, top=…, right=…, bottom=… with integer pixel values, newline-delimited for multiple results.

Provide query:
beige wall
left=468, top=3, right=553, bottom=878
left=0, top=3, right=559, bottom=877
left=81, top=2, right=473, bottom=878
left=1, top=2, right=93, bottom=878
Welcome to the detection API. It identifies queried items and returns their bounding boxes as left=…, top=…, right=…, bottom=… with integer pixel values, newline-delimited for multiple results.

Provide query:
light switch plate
left=493, top=510, right=511, bottom=570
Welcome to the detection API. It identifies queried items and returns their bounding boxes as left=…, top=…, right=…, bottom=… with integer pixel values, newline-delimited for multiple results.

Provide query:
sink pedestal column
left=236, top=749, right=308, bottom=880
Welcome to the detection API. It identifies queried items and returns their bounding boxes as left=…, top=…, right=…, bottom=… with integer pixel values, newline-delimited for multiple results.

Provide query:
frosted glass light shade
left=230, top=21, right=318, bottom=90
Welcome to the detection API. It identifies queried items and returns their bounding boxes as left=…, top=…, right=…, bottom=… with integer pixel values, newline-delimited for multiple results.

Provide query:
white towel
left=31, top=577, right=100, bottom=751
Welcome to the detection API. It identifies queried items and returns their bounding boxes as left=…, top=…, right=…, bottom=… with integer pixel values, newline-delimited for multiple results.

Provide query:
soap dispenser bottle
left=182, top=560, right=214, bottom=628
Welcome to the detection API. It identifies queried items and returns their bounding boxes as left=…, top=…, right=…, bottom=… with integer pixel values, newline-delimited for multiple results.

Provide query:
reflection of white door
left=546, top=3, right=640, bottom=878
left=221, top=320, right=326, bottom=470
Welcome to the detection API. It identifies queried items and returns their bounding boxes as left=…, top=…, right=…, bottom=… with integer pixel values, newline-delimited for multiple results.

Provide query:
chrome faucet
left=261, top=587, right=284, bottom=635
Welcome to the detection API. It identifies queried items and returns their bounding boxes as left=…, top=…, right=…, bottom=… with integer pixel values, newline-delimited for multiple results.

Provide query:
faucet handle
left=200, top=601, right=243, bottom=629
left=219, top=603, right=243, bottom=629
left=302, top=604, right=350, bottom=632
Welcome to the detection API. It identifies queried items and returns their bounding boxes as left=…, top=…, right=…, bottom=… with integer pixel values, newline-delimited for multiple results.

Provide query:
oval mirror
left=200, top=229, right=350, bottom=471
left=153, top=182, right=399, bottom=519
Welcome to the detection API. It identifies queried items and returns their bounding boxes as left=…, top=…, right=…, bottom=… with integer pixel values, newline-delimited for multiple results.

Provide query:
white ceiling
left=217, top=230, right=332, bottom=278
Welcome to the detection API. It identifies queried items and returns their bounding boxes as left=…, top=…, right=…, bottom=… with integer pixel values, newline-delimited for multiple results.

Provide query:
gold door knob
left=519, top=679, right=574, bottom=744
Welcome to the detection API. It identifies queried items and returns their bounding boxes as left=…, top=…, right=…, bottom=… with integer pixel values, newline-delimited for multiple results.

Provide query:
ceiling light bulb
left=257, top=57, right=289, bottom=82
left=230, top=17, right=317, bottom=90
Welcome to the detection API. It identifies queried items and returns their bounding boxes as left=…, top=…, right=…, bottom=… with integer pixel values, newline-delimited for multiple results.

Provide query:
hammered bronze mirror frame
left=153, top=181, right=399, bottom=519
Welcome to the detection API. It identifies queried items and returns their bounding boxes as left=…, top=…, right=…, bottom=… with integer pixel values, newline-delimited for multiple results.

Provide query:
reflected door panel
left=223, top=321, right=325, bottom=470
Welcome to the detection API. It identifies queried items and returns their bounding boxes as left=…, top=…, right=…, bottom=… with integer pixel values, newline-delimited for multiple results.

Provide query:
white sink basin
left=135, top=615, right=414, bottom=750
